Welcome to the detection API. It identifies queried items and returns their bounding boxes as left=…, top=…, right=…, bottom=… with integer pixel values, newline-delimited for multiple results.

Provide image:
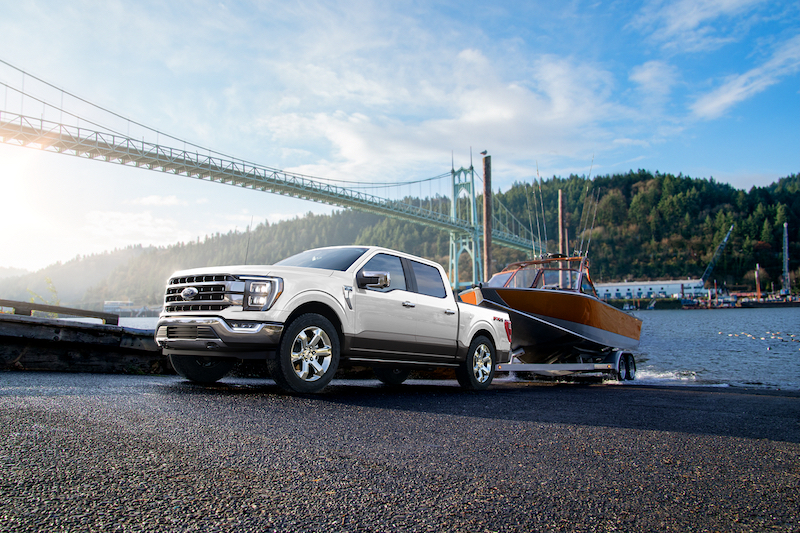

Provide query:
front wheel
left=267, top=313, right=340, bottom=393
left=456, top=336, right=496, bottom=391
left=169, top=355, right=236, bottom=384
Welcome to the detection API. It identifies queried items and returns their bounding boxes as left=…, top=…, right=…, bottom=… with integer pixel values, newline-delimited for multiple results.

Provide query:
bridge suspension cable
left=0, top=59, right=540, bottom=284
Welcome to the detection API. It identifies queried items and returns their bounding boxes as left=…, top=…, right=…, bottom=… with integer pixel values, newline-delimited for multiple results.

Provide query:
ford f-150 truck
left=155, top=246, right=512, bottom=393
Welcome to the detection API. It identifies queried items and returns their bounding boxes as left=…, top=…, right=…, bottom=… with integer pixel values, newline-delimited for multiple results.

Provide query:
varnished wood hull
left=461, top=287, right=642, bottom=364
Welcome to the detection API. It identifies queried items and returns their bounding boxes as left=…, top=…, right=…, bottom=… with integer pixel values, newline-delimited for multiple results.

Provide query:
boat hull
left=462, top=287, right=642, bottom=364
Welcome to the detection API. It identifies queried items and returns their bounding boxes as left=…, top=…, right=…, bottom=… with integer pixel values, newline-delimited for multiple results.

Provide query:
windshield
left=275, top=247, right=369, bottom=271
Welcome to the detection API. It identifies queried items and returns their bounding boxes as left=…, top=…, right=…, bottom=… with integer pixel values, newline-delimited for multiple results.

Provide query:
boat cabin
left=486, top=256, right=598, bottom=298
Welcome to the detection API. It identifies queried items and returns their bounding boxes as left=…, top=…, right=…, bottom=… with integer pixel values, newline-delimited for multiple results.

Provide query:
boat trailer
left=497, top=349, right=637, bottom=381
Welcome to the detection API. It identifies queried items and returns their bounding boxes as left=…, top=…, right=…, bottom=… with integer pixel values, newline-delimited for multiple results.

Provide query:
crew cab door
left=405, top=258, right=458, bottom=356
left=350, top=252, right=419, bottom=356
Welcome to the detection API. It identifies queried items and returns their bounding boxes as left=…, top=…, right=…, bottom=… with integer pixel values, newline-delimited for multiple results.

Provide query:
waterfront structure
left=594, top=278, right=706, bottom=300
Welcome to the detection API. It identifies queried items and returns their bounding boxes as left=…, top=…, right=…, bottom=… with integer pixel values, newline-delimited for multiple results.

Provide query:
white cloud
left=129, top=195, right=188, bottom=206
left=632, top=0, right=767, bottom=52
left=84, top=211, right=194, bottom=245
left=692, top=34, right=800, bottom=118
left=630, top=61, right=678, bottom=100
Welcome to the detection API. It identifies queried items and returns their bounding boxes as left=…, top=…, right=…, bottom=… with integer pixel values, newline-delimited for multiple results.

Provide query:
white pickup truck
left=155, top=246, right=512, bottom=393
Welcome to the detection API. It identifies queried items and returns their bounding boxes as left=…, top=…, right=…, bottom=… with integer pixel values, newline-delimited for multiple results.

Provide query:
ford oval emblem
left=181, top=287, right=199, bottom=300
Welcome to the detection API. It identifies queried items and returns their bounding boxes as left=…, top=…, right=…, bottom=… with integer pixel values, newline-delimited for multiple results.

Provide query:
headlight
left=243, top=278, right=283, bottom=311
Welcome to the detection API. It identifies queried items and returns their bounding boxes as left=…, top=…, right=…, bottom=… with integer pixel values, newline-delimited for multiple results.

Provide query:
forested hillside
left=2, top=171, right=797, bottom=308
left=500, top=171, right=799, bottom=290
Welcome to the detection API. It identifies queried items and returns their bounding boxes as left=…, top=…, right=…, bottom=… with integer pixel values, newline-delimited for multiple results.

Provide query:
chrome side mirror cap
left=357, top=270, right=391, bottom=289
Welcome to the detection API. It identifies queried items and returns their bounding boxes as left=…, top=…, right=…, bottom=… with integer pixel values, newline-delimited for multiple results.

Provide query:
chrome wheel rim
left=471, top=344, right=492, bottom=383
left=290, top=326, right=333, bottom=382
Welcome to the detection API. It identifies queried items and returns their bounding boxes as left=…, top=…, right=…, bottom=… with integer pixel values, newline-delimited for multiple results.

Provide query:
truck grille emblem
left=181, top=287, right=199, bottom=300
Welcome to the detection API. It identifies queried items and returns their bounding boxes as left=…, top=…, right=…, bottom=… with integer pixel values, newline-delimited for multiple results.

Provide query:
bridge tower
left=449, top=165, right=483, bottom=290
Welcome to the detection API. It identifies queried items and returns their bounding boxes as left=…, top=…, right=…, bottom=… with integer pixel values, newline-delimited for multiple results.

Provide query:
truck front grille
left=163, top=274, right=241, bottom=314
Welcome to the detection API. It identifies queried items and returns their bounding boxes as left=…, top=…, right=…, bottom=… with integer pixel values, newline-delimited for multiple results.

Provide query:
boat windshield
left=534, top=269, right=582, bottom=291
left=486, top=271, right=513, bottom=287
left=506, top=267, right=539, bottom=288
left=488, top=262, right=594, bottom=293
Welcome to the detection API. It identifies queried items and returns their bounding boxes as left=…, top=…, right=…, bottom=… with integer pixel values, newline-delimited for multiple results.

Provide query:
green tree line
left=3, top=170, right=796, bottom=308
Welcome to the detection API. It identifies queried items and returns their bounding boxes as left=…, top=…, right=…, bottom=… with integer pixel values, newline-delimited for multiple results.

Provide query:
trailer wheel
left=267, top=313, right=340, bottom=394
left=625, top=354, right=636, bottom=380
left=373, top=367, right=411, bottom=386
left=614, top=354, right=628, bottom=381
left=169, top=355, right=235, bottom=384
left=456, top=336, right=496, bottom=391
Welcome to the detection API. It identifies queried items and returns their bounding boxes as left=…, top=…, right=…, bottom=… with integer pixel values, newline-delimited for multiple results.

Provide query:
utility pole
left=483, top=154, right=492, bottom=281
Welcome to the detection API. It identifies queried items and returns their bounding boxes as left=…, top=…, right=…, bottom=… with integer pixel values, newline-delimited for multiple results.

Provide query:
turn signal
left=504, top=320, right=513, bottom=343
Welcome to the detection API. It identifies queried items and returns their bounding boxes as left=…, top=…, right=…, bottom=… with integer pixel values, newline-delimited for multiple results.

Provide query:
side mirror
left=357, top=270, right=391, bottom=289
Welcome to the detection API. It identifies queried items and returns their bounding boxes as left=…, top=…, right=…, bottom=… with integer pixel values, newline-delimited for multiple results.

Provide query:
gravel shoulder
left=1, top=372, right=798, bottom=532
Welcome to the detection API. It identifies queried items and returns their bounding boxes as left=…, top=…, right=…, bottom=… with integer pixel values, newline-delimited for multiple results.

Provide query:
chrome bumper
left=155, top=316, right=284, bottom=358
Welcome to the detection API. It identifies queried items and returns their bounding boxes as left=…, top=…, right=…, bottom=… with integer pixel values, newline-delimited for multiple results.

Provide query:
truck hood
left=168, top=264, right=345, bottom=279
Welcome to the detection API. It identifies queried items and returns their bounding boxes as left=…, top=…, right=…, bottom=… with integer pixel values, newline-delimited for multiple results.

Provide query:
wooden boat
left=460, top=255, right=642, bottom=364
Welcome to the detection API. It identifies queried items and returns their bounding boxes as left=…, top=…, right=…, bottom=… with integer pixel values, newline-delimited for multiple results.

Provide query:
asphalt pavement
left=1, top=372, right=798, bottom=532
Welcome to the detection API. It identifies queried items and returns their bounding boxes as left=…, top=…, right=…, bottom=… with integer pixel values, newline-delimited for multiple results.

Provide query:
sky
left=0, top=0, right=798, bottom=272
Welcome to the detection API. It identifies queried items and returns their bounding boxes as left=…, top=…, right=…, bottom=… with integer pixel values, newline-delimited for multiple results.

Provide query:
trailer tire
left=625, top=354, right=636, bottom=380
left=614, top=353, right=628, bottom=381
left=456, top=336, right=496, bottom=391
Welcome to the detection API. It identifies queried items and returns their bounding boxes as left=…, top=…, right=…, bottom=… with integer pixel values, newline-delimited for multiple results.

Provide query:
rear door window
left=410, top=260, right=447, bottom=298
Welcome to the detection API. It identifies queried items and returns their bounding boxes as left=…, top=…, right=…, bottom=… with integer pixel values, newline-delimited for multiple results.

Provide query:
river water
left=121, top=308, right=800, bottom=391
left=630, top=307, right=800, bottom=390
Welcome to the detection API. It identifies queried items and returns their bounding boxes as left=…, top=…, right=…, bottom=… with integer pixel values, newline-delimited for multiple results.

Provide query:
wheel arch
left=282, top=301, right=345, bottom=348
left=458, top=327, right=496, bottom=362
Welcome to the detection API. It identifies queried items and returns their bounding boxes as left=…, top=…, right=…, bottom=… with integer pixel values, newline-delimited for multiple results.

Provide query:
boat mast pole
left=559, top=189, right=567, bottom=286
left=483, top=153, right=492, bottom=281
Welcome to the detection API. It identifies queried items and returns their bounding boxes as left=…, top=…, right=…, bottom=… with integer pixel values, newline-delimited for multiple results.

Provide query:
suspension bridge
left=0, top=61, right=541, bottom=288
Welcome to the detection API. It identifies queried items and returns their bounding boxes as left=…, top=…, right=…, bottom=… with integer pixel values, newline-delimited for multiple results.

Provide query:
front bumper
left=155, top=316, right=284, bottom=359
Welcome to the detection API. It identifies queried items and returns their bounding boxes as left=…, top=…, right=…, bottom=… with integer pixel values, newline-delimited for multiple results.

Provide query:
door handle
left=402, top=301, right=415, bottom=308
left=444, top=309, right=456, bottom=315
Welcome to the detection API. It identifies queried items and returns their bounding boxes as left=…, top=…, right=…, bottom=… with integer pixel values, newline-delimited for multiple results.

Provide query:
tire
left=456, top=336, right=496, bottom=391
left=625, top=353, right=636, bottom=381
left=373, top=366, right=411, bottom=386
left=613, top=353, right=628, bottom=381
left=267, top=313, right=340, bottom=393
left=169, top=354, right=236, bottom=384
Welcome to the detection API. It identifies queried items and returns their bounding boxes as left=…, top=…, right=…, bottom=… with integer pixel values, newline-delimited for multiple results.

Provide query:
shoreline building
left=594, top=279, right=706, bottom=300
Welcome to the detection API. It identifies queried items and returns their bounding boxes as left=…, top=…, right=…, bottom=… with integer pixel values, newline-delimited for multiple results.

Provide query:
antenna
left=584, top=188, right=600, bottom=256
left=536, top=162, right=548, bottom=255
left=524, top=181, right=536, bottom=257
left=577, top=155, right=595, bottom=255
left=244, top=215, right=254, bottom=264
